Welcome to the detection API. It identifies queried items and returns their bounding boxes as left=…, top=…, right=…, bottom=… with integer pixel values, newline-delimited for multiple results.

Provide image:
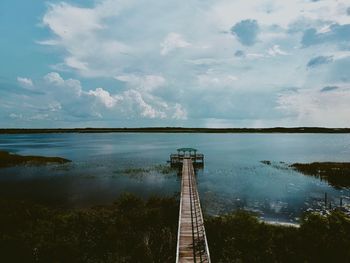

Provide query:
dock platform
left=170, top=148, right=204, bottom=168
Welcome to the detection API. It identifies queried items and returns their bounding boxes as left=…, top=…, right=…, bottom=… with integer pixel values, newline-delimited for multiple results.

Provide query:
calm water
left=1, top=133, right=350, bottom=223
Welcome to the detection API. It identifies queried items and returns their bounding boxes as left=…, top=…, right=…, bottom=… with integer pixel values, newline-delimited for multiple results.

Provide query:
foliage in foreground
left=1, top=195, right=350, bottom=263
left=206, top=210, right=350, bottom=263
left=0, top=195, right=178, bottom=263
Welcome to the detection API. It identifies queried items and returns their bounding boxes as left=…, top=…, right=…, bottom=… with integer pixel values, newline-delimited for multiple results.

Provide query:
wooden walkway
left=176, top=158, right=211, bottom=263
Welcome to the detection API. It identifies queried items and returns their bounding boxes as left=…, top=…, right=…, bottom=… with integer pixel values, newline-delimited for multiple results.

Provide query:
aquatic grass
left=81, top=175, right=97, bottom=179
left=113, top=168, right=150, bottom=175
left=0, top=150, right=71, bottom=168
left=152, top=164, right=176, bottom=175
left=122, top=168, right=151, bottom=174
left=111, top=164, right=177, bottom=181
left=291, top=162, right=350, bottom=189
left=261, top=159, right=350, bottom=189
left=260, top=160, right=291, bottom=171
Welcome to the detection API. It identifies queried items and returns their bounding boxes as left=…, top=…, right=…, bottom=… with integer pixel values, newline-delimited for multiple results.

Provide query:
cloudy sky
left=1, top=0, right=350, bottom=128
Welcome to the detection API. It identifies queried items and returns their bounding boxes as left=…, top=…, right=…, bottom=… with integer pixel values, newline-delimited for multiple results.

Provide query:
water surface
left=1, top=133, right=350, bottom=223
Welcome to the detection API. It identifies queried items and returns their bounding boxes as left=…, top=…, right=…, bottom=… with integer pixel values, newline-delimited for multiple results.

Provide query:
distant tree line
left=1, top=127, right=350, bottom=134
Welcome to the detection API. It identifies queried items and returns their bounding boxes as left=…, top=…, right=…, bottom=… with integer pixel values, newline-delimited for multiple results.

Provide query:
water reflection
left=0, top=133, right=350, bottom=222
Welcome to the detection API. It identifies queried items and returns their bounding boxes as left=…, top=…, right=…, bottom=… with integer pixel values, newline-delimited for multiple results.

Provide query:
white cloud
left=17, top=77, right=33, bottom=88
left=48, top=102, right=62, bottom=112
left=123, top=89, right=166, bottom=119
left=9, top=113, right=23, bottom=119
left=187, top=58, right=234, bottom=66
left=267, top=45, right=288, bottom=56
left=173, top=103, right=187, bottom=120
left=44, top=72, right=65, bottom=85
left=117, top=89, right=187, bottom=120
left=64, top=57, right=89, bottom=72
left=7, top=72, right=188, bottom=122
left=246, top=53, right=267, bottom=59
left=29, top=113, right=50, bottom=121
left=160, top=33, right=191, bottom=55
left=209, top=0, right=350, bottom=30
left=11, top=0, right=349, bottom=127
left=88, top=88, right=121, bottom=108
left=197, top=73, right=238, bottom=87
left=44, top=72, right=83, bottom=96
left=115, top=74, right=166, bottom=91
left=41, top=1, right=133, bottom=78
left=277, top=86, right=350, bottom=126
left=42, top=3, right=102, bottom=41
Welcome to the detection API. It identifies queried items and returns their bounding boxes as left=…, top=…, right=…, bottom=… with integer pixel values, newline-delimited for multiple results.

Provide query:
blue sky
left=1, top=0, right=350, bottom=128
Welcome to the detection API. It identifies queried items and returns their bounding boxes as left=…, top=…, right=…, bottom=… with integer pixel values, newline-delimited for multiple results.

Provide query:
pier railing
left=176, top=158, right=210, bottom=263
left=170, top=153, right=204, bottom=167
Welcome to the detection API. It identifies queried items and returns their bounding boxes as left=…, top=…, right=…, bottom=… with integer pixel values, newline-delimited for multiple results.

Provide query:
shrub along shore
left=261, top=160, right=350, bottom=189
left=291, top=162, right=350, bottom=189
left=1, top=195, right=349, bottom=263
left=0, top=150, right=71, bottom=168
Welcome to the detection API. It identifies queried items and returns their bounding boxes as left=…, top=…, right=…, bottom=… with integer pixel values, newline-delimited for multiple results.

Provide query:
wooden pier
left=176, top=157, right=210, bottom=263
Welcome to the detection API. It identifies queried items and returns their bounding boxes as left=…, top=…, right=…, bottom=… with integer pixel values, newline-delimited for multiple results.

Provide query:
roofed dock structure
left=170, top=148, right=204, bottom=168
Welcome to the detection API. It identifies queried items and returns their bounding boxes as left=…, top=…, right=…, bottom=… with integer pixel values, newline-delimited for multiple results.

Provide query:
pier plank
left=176, top=158, right=210, bottom=263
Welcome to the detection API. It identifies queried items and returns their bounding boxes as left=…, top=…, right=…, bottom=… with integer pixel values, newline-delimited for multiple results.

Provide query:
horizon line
left=1, top=127, right=350, bottom=134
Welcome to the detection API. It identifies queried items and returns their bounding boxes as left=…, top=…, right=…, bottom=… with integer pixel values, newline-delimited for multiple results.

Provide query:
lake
left=1, top=133, right=350, bottom=223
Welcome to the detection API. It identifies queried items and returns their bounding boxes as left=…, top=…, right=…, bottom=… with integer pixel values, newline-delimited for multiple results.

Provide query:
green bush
left=0, top=195, right=178, bottom=263
left=1, top=197, right=350, bottom=263
left=206, top=210, right=350, bottom=263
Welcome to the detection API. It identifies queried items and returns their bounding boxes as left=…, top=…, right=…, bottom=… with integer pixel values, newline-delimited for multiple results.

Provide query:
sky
left=1, top=0, right=350, bottom=128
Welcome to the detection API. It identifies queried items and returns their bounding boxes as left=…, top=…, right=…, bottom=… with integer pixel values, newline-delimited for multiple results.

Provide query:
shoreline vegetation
left=261, top=160, right=350, bottom=189
left=1, top=195, right=349, bottom=263
left=1, top=127, right=350, bottom=134
left=0, top=195, right=178, bottom=263
left=1, top=140, right=350, bottom=261
left=292, top=162, right=350, bottom=189
left=0, top=150, right=71, bottom=168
